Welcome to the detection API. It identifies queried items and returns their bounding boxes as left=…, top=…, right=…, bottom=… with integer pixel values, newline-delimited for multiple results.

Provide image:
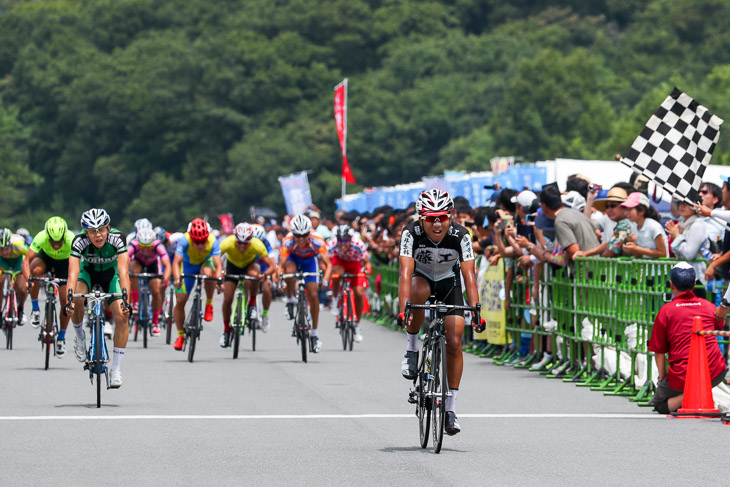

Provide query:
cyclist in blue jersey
left=252, top=224, right=278, bottom=331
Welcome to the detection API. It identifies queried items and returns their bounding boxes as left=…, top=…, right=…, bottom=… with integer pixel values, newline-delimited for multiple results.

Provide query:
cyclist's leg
left=221, top=279, right=237, bottom=332
left=202, top=259, right=216, bottom=301
left=29, top=256, right=47, bottom=301
left=305, top=281, right=320, bottom=328
left=405, top=275, right=432, bottom=336
left=174, top=263, right=198, bottom=332
left=149, top=277, right=162, bottom=321
left=107, top=276, right=129, bottom=349
left=330, top=263, right=345, bottom=299
left=261, top=278, right=272, bottom=310
left=70, top=279, right=90, bottom=361
left=283, top=259, right=297, bottom=300
left=48, top=255, right=71, bottom=332
left=244, top=262, right=261, bottom=298
left=129, top=260, right=142, bottom=309
left=444, top=314, right=465, bottom=388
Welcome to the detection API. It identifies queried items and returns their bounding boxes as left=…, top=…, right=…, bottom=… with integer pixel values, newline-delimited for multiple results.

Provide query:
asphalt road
left=0, top=294, right=727, bottom=486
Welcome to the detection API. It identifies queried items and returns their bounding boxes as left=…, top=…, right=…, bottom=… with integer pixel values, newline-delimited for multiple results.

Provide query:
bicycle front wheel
left=186, top=303, right=199, bottom=363
left=418, top=350, right=430, bottom=449
left=95, top=317, right=104, bottom=408
left=232, top=292, right=243, bottom=359
left=431, top=339, right=447, bottom=453
left=44, top=302, right=53, bottom=370
left=165, top=289, right=174, bottom=345
left=6, top=295, right=14, bottom=350
left=249, top=305, right=256, bottom=352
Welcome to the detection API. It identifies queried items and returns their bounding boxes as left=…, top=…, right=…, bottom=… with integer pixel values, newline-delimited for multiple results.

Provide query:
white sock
left=445, top=389, right=458, bottom=413
left=287, top=296, right=296, bottom=304
left=111, top=348, right=125, bottom=371
left=355, top=324, right=361, bottom=335
left=407, top=332, right=419, bottom=352
left=310, top=329, right=318, bottom=337
left=73, top=322, right=85, bottom=340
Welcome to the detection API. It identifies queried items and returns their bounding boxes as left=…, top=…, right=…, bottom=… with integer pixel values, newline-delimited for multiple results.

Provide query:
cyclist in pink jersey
left=327, top=224, right=372, bottom=342
left=128, top=227, right=172, bottom=336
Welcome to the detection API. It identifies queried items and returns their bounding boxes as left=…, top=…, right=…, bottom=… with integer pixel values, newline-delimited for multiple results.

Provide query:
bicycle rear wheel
left=431, top=339, right=447, bottom=453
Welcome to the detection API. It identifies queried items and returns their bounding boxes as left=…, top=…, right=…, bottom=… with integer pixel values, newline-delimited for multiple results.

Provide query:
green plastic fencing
left=366, top=255, right=725, bottom=408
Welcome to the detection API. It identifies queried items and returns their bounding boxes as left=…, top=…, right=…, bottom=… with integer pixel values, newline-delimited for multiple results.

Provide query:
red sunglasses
left=422, top=214, right=451, bottom=223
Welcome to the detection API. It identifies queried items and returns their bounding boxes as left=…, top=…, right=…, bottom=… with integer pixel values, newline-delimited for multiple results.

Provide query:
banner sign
left=334, top=79, right=356, bottom=183
left=478, top=258, right=506, bottom=344
left=278, top=171, right=312, bottom=216
left=218, top=213, right=233, bottom=236
left=490, top=156, right=514, bottom=175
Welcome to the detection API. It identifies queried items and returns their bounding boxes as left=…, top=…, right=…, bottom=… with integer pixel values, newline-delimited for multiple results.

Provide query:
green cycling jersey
left=71, top=228, right=127, bottom=272
left=30, top=229, right=75, bottom=260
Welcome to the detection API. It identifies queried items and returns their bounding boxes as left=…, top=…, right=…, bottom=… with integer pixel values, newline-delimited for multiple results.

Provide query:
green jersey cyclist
left=64, top=209, right=131, bottom=389
left=0, top=228, right=29, bottom=324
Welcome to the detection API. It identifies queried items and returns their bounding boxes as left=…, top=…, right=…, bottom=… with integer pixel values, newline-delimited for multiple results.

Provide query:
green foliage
left=1, top=0, right=730, bottom=229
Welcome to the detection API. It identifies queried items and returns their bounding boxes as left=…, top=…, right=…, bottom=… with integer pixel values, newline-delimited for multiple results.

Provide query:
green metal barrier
left=366, top=256, right=724, bottom=409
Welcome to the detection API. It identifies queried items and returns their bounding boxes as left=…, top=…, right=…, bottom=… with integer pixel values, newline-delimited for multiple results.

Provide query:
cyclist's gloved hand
left=397, top=312, right=406, bottom=328
left=472, top=315, right=486, bottom=333
left=64, top=294, right=75, bottom=316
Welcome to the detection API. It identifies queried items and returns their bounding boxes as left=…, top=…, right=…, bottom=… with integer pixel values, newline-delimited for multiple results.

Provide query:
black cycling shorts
left=224, top=260, right=257, bottom=284
left=413, top=272, right=464, bottom=317
left=38, top=250, right=69, bottom=280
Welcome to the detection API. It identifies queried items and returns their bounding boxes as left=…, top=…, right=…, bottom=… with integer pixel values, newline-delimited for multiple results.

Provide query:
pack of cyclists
left=4, top=188, right=483, bottom=437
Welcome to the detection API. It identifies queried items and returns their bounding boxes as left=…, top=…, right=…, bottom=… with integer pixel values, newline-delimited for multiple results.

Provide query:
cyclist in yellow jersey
left=218, top=223, right=276, bottom=347
left=0, top=228, right=29, bottom=324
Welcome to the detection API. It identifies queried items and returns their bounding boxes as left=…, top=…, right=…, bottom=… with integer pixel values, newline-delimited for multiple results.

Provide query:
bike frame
left=334, top=272, right=365, bottom=351
left=29, top=275, right=66, bottom=369
left=1, top=270, right=21, bottom=350
left=180, top=274, right=220, bottom=362
left=281, top=270, right=319, bottom=363
left=129, top=272, right=161, bottom=348
left=228, top=274, right=260, bottom=357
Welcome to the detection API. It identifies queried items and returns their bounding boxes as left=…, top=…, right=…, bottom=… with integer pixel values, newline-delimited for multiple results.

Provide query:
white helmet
left=233, top=223, right=254, bottom=243
left=81, top=208, right=111, bottom=229
left=417, top=189, right=453, bottom=217
left=168, top=232, right=184, bottom=247
left=251, top=224, right=266, bottom=241
left=136, top=227, right=156, bottom=246
left=290, top=214, right=312, bottom=235
left=561, top=191, right=586, bottom=211
left=134, top=218, right=153, bottom=231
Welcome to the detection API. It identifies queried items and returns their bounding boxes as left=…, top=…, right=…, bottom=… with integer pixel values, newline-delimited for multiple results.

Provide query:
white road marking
left=0, top=413, right=665, bottom=421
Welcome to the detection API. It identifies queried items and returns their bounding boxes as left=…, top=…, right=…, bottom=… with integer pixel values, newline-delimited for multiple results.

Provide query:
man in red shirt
left=648, top=262, right=727, bottom=414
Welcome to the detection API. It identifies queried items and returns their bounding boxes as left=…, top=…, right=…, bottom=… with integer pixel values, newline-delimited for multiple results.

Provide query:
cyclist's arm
left=117, top=251, right=130, bottom=296
left=161, top=253, right=172, bottom=282
left=320, top=252, right=332, bottom=284
left=361, top=252, right=372, bottom=275
left=212, top=255, right=223, bottom=279
left=172, top=253, right=183, bottom=286
left=398, top=254, right=415, bottom=316
left=261, top=255, right=276, bottom=277
left=66, top=256, right=81, bottom=295
left=22, top=248, right=38, bottom=282
left=460, top=259, right=479, bottom=308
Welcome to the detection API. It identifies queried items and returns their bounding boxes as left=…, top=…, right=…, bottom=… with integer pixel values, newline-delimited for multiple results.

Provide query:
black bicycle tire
left=44, top=301, right=53, bottom=370
left=232, top=291, right=242, bottom=359
left=7, top=293, right=14, bottom=350
left=340, top=293, right=347, bottom=351
left=346, top=292, right=355, bottom=351
left=418, top=346, right=430, bottom=449
left=431, top=339, right=447, bottom=453
left=187, top=301, right=199, bottom=363
left=249, top=301, right=257, bottom=352
left=165, top=288, right=173, bottom=345
left=298, top=301, right=307, bottom=363
left=95, top=316, right=103, bottom=408
left=141, top=288, right=149, bottom=349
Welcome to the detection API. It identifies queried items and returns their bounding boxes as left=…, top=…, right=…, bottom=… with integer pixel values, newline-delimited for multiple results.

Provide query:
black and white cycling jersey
left=399, top=220, right=474, bottom=282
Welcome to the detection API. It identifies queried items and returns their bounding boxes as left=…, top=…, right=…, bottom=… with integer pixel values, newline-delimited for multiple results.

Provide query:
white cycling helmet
left=290, top=214, right=312, bottom=236
left=136, top=227, right=156, bottom=246
left=134, top=218, right=153, bottom=230
left=417, top=189, right=453, bottom=217
left=81, top=208, right=111, bottom=229
left=234, top=223, right=254, bottom=243
left=251, top=224, right=266, bottom=241
left=168, top=232, right=184, bottom=247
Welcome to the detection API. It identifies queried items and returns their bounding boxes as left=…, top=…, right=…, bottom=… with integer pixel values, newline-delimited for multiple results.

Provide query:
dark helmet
left=670, top=262, right=696, bottom=291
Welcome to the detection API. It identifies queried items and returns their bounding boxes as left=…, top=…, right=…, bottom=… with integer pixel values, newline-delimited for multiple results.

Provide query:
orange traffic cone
left=672, top=316, right=721, bottom=418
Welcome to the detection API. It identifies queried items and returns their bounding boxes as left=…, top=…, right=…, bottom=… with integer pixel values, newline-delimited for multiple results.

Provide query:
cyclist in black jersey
left=397, top=189, right=484, bottom=436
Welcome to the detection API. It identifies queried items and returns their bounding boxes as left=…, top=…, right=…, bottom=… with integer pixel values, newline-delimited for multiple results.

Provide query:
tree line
left=1, top=0, right=730, bottom=232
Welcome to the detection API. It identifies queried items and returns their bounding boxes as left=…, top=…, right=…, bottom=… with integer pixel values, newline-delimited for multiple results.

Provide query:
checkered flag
left=620, top=88, right=723, bottom=203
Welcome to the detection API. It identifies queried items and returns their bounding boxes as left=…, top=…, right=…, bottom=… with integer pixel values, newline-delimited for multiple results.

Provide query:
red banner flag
left=334, top=79, right=356, bottom=183
left=218, top=213, right=233, bottom=236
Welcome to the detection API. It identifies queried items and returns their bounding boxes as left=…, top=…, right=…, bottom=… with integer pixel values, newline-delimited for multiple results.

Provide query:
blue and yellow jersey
left=175, top=233, right=221, bottom=266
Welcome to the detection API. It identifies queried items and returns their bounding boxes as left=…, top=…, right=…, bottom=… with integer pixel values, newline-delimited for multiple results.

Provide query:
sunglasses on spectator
left=422, top=215, right=450, bottom=223
left=699, top=189, right=709, bottom=195
left=605, top=203, right=620, bottom=209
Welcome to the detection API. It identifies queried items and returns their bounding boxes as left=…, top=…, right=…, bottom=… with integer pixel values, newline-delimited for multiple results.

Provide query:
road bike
left=227, top=274, right=260, bottom=358
left=180, top=274, right=221, bottom=363
left=71, top=286, right=128, bottom=408
left=1, top=270, right=22, bottom=350
left=129, top=272, right=162, bottom=349
left=163, top=282, right=175, bottom=345
left=333, top=272, right=366, bottom=351
left=281, top=270, right=319, bottom=363
left=29, top=275, right=66, bottom=370
left=404, top=300, right=481, bottom=454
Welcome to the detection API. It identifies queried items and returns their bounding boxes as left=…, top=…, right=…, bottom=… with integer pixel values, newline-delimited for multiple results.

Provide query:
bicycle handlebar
left=404, top=301, right=482, bottom=332
left=281, top=272, right=320, bottom=279
left=225, top=274, right=261, bottom=281
left=332, top=272, right=367, bottom=279
left=180, top=274, right=222, bottom=282
left=29, top=276, right=68, bottom=285
left=129, top=272, right=163, bottom=279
